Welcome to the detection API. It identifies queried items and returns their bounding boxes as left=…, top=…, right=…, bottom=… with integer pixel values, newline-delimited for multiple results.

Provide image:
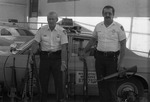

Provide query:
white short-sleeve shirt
left=34, top=25, right=68, bottom=51
left=93, top=21, right=126, bottom=52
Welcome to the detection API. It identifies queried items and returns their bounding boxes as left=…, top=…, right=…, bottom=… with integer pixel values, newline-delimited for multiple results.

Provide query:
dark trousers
left=39, top=51, right=64, bottom=102
left=95, top=51, right=118, bottom=102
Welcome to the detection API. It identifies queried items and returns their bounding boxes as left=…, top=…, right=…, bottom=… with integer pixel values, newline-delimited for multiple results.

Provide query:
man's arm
left=61, top=43, right=68, bottom=71
left=30, top=40, right=40, bottom=55
left=118, top=39, right=126, bottom=71
left=84, top=37, right=97, bottom=53
left=61, top=43, right=68, bottom=63
left=79, top=37, right=97, bottom=60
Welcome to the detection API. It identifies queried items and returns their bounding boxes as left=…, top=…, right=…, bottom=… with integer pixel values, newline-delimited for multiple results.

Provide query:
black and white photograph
left=0, top=0, right=149, bottom=102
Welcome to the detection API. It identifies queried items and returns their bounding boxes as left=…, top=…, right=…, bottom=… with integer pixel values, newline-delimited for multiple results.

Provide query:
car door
left=67, top=34, right=98, bottom=95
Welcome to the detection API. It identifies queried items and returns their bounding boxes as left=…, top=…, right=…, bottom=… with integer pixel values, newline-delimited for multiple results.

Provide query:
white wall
left=0, top=0, right=27, bottom=22
left=38, top=0, right=150, bottom=17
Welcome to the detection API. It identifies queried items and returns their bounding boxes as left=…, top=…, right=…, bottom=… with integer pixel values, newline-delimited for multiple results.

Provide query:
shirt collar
left=101, top=21, right=115, bottom=27
left=46, top=25, right=58, bottom=31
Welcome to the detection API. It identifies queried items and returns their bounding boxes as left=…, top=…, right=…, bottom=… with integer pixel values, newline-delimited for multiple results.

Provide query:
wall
left=38, top=0, right=150, bottom=17
left=0, top=0, right=27, bottom=22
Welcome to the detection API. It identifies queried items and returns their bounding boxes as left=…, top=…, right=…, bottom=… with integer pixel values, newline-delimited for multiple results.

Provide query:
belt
left=96, top=50, right=120, bottom=57
left=40, top=50, right=61, bottom=56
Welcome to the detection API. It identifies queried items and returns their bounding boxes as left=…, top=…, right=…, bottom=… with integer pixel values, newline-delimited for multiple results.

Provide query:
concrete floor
left=1, top=93, right=149, bottom=102
left=1, top=94, right=99, bottom=102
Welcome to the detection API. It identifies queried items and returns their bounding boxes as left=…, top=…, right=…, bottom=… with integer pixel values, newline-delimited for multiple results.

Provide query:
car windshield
left=16, top=29, right=34, bottom=36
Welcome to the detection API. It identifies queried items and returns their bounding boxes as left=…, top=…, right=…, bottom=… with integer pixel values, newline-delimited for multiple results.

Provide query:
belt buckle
left=48, top=51, right=52, bottom=56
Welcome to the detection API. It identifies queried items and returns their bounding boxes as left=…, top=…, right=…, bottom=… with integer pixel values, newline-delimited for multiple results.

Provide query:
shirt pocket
left=109, top=30, right=118, bottom=40
left=55, top=34, right=61, bottom=43
left=41, top=35, right=49, bottom=41
left=97, top=30, right=104, bottom=38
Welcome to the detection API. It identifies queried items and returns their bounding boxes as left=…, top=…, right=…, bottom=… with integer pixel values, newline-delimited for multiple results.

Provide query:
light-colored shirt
left=34, top=24, right=68, bottom=52
left=93, top=21, right=126, bottom=52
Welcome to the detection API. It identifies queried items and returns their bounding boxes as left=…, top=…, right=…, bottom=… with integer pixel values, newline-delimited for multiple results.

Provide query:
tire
left=117, top=77, right=144, bottom=102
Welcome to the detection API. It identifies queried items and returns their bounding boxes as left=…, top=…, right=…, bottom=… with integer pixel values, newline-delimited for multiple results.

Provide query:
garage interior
left=0, top=0, right=150, bottom=102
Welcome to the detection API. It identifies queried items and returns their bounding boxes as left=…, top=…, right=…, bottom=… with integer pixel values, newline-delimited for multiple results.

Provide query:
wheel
left=117, top=77, right=144, bottom=102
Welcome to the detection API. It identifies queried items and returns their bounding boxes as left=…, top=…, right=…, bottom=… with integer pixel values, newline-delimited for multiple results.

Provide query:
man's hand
left=61, top=61, right=67, bottom=71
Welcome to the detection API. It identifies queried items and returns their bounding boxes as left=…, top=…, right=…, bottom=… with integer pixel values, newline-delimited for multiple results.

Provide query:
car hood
left=0, top=36, right=34, bottom=55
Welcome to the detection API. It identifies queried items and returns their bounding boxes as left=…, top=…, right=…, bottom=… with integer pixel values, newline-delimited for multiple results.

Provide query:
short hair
left=102, top=5, right=115, bottom=15
left=47, top=11, right=58, bottom=21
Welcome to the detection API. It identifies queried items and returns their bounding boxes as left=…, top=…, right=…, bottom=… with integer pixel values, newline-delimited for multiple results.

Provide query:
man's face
left=103, top=8, right=114, bottom=21
left=47, top=14, right=58, bottom=26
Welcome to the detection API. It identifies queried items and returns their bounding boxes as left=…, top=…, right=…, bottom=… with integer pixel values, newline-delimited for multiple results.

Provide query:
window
left=1, top=28, right=12, bottom=36
left=29, top=0, right=38, bottom=17
left=71, top=37, right=95, bottom=57
left=16, top=29, right=34, bottom=36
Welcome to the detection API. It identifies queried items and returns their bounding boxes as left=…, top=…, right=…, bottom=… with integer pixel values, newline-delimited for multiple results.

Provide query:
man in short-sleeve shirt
left=81, top=5, right=126, bottom=102
left=93, top=21, right=126, bottom=52
left=35, top=24, right=68, bottom=52
left=31, top=11, right=68, bottom=102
